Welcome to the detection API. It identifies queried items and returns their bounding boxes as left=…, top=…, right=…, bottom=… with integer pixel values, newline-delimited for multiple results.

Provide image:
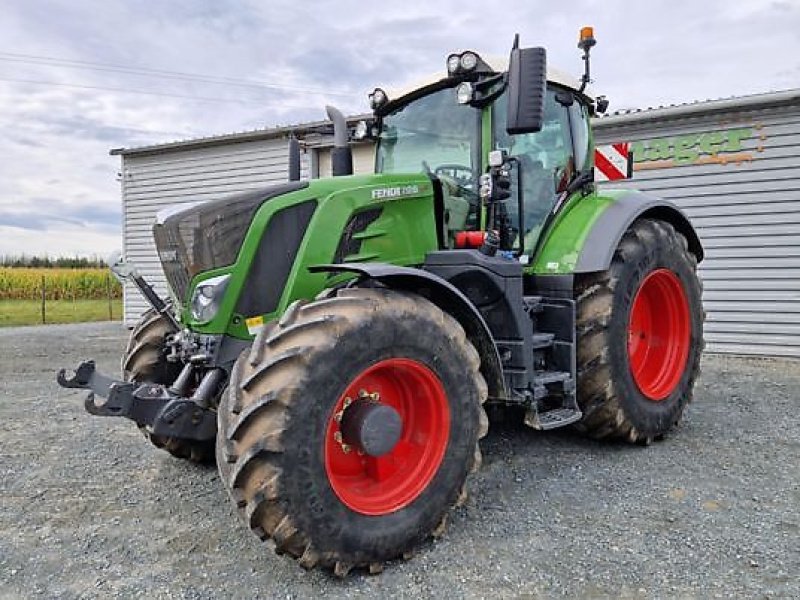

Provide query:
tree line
left=0, top=255, right=109, bottom=268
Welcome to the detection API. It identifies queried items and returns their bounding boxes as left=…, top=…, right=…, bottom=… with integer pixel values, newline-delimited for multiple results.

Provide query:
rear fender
left=309, top=263, right=507, bottom=402
left=575, top=191, right=703, bottom=273
left=531, top=190, right=703, bottom=275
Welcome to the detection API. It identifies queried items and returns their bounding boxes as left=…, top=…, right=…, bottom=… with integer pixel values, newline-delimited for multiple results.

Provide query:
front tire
left=575, top=218, right=704, bottom=442
left=122, top=309, right=215, bottom=463
left=216, top=287, right=488, bottom=574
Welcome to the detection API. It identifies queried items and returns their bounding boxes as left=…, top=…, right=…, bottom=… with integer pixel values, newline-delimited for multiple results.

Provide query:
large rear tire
left=216, top=287, right=488, bottom=575
left=575, top=218, right=703, bottom=443
left=123, top=309, right=215, bottom=463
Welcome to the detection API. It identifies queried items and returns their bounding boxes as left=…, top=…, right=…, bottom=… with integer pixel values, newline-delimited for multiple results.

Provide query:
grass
left=0, top=299, right=123, bottom=327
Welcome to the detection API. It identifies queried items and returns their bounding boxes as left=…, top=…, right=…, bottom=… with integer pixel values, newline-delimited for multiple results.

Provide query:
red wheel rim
left=627, top=269, right=691, bottom=401
left=324, top=358, right=450, bottom=516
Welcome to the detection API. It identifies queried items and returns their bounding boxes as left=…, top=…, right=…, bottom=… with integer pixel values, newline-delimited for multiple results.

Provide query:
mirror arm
left=565, top=168, right=594, bottom=196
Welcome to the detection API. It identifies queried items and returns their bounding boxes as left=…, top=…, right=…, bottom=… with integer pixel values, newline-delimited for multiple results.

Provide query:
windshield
left=376, top=87, right=481, bottom=186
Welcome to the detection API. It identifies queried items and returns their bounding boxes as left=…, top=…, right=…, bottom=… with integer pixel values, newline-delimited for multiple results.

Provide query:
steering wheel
left=434, top=164, right=475, bottom=189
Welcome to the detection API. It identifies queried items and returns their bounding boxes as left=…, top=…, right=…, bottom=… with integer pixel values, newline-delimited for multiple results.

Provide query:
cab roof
left=383, top=54, right=594, bottom=107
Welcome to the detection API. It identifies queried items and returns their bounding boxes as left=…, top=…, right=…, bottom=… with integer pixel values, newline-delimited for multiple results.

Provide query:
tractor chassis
left=57, top=360, right=218, bottom=442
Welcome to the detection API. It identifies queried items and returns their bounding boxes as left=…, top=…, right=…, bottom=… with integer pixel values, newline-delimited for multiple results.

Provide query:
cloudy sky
left=0, top=0, right=797, bottom=258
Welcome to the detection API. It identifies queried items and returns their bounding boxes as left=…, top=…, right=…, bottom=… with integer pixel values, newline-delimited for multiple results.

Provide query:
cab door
left=493, top=85, right=591, bottom=255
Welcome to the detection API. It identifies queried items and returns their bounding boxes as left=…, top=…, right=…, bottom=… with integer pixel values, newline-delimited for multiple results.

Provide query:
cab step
left=531, top=332, right=555, bottom=350
left=533, top=369, right=571, bottom=385
left=524, top=407, right=583, bottom=431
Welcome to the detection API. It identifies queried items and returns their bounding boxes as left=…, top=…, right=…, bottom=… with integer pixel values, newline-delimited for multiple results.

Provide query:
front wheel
left=575, top=218, right=704, bottom=442
left=122, top=308, right=215, bottom=463
left=216, top=287, right=488, bottom=575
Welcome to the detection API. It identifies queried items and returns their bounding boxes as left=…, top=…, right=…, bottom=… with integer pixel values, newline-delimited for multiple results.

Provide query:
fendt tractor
left=59, top=29, right=704, bottom=575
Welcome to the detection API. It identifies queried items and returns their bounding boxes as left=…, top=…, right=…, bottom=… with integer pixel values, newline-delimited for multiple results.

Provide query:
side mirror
left=506, top=46, right=547, bottom=135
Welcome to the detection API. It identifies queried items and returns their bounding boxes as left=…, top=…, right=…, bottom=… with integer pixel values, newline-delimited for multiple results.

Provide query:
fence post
left=107, top=274, right=113, bottom=321
left=41, top=275, right=46, bottom=324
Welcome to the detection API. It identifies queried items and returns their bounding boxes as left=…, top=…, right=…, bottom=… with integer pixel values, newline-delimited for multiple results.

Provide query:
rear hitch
left=57, top=360, right=218, bottom=442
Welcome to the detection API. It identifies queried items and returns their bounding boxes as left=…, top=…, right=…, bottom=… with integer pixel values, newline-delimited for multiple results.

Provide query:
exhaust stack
left=325, top=105, right=353, bottom=176
left=287, top=135, right=301, bottom=181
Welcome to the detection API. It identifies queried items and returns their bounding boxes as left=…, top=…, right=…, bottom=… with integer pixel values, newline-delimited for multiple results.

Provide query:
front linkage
left=57, top=360, right=219, bottom=443
left=56, top=253, right=220, bottom=445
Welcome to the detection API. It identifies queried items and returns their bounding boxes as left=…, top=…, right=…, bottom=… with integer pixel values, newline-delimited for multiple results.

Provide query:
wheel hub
left=627, top=268, right=691, bottom=401
left=324, top=358, right=450, bottom=516
left=340, top=397, right=403, bottom=457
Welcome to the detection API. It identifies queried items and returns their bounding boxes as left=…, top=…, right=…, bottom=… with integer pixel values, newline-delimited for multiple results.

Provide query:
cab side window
left=569, top=100, right=591, bottom=171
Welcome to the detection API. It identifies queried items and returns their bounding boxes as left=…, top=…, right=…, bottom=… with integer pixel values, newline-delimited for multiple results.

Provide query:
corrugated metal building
left=114, top=88, right=800, bottom=357
left=593, top=89, right=800, bottom=357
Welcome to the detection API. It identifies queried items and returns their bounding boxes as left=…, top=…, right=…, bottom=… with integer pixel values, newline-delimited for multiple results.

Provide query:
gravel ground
left=0, top=322, right=798, bottom=599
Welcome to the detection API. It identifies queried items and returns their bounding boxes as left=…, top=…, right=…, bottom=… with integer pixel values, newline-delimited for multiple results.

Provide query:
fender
left=575, top=191, right=703, bottom=272
left=532, top=190, right=704, bottom=275
left=309, top=262, right=508, bottom=402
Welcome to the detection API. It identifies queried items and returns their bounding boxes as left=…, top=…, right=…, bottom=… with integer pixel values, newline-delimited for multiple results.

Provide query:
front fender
left=309, top=262, right=507, bottom=402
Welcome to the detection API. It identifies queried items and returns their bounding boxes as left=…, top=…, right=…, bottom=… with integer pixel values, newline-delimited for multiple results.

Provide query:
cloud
left=0, top=198, right=121, bottom=230
left=0, top=0, right=797, bottom=257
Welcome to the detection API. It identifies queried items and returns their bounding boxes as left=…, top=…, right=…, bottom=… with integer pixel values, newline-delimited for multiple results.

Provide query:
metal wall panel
left=122, top=138, right=309, bottom=324
left=594, top=100, right=800, bottom=356
left=315, top=143, right=375, bottom=178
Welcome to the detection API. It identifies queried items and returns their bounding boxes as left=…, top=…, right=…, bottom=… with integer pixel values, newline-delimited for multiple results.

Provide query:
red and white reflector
left=595, top=142, right=632, bottom=181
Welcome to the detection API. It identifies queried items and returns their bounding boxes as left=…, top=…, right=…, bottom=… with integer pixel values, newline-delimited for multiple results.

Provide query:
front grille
left=153, top=224, right=192, bottom=302
left=152, top=182, right=308, bottom=303
left=235, top=200, right=317, bottom=317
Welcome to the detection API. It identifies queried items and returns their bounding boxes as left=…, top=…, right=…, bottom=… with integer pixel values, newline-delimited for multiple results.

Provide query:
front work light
left=190, top=274, right=231, bottom=323
left=354, top=120, right=369, bottom=140
left=460, top=51, right=479, bottom=71
left=446, top=50, right=486, bottom=76
left=456, top=82, right=474, bottom=104
left=446, top=53, right=461, bottom=75
left=369, top=88, right=388, bottom=110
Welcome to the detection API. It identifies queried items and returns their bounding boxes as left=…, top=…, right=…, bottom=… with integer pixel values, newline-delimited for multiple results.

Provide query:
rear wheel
left=216, top=287, right=488, bottom=575
left=123, top=309, right=214, bottom=463
left=575, top=219, right=703, bottom=442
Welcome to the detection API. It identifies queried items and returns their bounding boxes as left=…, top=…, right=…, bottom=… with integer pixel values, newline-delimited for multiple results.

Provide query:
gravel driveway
left=0, top=322, right=798, bottom=599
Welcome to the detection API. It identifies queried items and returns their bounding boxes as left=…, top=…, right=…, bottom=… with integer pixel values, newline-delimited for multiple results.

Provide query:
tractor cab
left=360, top=31, right=604, bottom=259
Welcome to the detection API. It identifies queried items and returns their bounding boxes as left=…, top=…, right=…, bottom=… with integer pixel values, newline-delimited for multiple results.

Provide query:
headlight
left=190, top=274, right=231, bottom=323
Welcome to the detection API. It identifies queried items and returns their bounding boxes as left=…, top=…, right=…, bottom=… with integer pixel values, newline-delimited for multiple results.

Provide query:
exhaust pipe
left=325, top=105, right=353, bottom=176
left=287, top=135, right=301, bottom=181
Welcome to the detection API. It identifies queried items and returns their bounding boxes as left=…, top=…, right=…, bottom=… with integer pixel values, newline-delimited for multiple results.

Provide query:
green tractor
left=58, top=29, right=704, bottom=575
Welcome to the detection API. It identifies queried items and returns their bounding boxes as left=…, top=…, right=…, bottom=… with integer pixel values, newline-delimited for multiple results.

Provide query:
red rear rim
left=324, top=358, right=450, bottom=516
left=627, top=269, right=691, bottom=401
